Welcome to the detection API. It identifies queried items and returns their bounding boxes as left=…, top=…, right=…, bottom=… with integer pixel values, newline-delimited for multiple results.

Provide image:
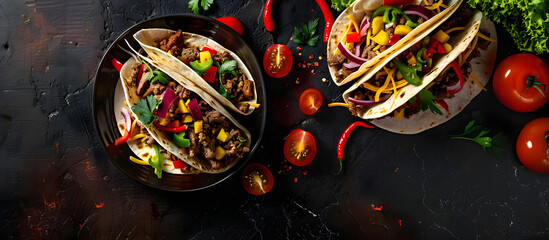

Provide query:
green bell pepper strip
left=416, top=48, right=427, bottom=64
left=393, top=59, right=422, bottom=86
left=148, top=144, right=163, bottom=179
left=189, top=58, right=213, bottom=73
left=173, top=132, right=191, bottom=148
left=372, top=6, right=420, bottom=28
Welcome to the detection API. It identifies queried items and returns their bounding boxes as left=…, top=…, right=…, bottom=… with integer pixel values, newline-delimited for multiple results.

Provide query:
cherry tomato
left=263, top=44, right=293, bottom=78
left=216, top=17, right=244, bottom=35
left=299, top=88, right=323, bottom=115
left=283, top=129, right=317, bottom=166
left=493, top=53, right=549, bottom=112
left=242, top=163, right=274, bottom=195
left=516, top=118, right=549, bottom=174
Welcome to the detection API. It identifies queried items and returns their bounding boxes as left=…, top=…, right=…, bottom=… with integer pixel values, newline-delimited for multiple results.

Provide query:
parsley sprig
left=450, top=120, right=503, bottom=150
left=131, top=95, right=161, bottom=127
left=293, top=18, right=321, bottom=47
left=189, top=0, right=213, bottom=14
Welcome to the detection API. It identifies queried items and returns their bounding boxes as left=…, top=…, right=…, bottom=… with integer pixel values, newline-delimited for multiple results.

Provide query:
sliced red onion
left=343, top=61, right=362, bottom=69
left=359, top=15, right=371, bottom=37
left=446, top=80, right=462, bottom=94
left=157, top=88, right=178, bottom=119
left=338, top=41, right=368, bottom=65
left=121, top=108, right=132, bottom=132
left=404, top=5, right=435, bottom=20
left=348, top=93, right=392, bottom=105
left=187, top=98, right=203, bottom=121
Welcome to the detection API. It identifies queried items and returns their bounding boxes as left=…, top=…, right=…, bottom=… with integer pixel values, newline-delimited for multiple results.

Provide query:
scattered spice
left=318, top=56, right=323, bottom=60
left=294, top=177, right=298, bottom=183
left=302, top=170, right=308, bottom=175
left=298, top=53, right=302, bottom=56
left=297, top=46, right=302, bottom=51
left=399, top=219, right=403, bottom=227
left=95, top=202, right=104, bottom=208
left=314, top=62, right=319, bottom=67
left=309, top=54, right=314, bottom=59
left=372, top=205, right=383, bottom=211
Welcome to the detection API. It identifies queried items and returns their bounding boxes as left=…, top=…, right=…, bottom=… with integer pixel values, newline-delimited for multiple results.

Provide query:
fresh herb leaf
left=236, top=137, right=247, bottom=148
left=131, top=95, right=160, bottom=127
left=418, top=89, right=442, bottom=115
left=450, top=120, right=503, bottom=151
left=140, top=59, right=170, bottom=85
left=293, top=18, right=321, bottom=47
left=217, top=60, right=237, bottom=99
left=331, top=0, right=356, bottom=11
left=148, top=144, right=163, bottom=179
left=189, top=0, right=213, bottom=15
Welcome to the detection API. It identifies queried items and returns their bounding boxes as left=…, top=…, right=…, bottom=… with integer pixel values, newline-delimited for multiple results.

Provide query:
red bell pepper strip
left=154, top=121, right=187, bottom=133
left=389, top=34, right=401, bottom=45
left=263, top=0, right=275, bottom=31
left=112, top=58, right=123, bottom=72
left=172, top=159, right=189, bottom=169
left=337, top=121, right=374, bottom=173
left=448, top=60, right=465, bottom=94
left=115, top=120, right=136, bottom=146
left=315, top=0, right=334, bottom=42
left=201, top=46, right=217, bottom=56
left=202, top=65, right=217, bottom=83
left=346, top=32, right=361, bottom=43
left=137, top=64, right=144, bottom=81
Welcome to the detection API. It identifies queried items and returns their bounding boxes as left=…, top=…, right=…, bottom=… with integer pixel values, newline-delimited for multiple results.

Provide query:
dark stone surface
left=1, top=0, right=548, bottom=239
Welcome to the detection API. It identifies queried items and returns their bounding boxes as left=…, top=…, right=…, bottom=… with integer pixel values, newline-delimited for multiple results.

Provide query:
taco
left=341, top=5, right=497, bottom=134
left=118, top=55, right=252, bottom=174
left=133, top=29, right=258, bottom=116
left=327, top=0, right=463, bottom=86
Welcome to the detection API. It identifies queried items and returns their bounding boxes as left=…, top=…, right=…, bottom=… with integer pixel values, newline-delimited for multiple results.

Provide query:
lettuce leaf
left=467, top=0, right=549, bottom=54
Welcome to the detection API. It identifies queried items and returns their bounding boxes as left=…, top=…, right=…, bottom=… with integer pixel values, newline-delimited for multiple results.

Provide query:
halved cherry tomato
left=283, top=129, right=317, bottom=166
left=383, top=0, right=415, bottom=6
left=263, top=44, right=293, bottom=78
left=299, top=88, right=323, bottom=115
left=493, top=54, right=549, bottom=112
left=242, top=163, right=274, bottom=195
left=216, top=17, right=244, bottom=35
left=516, top=118, right=549, bottom=174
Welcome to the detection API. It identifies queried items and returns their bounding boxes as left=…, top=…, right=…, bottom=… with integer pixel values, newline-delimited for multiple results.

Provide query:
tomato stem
left=522, top=75, right=546, bottom=97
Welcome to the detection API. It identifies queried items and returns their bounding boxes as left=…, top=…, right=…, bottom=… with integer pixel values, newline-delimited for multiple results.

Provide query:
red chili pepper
left=154, top=121, right=187, bottom=133
left=115, top=121, right=136, bottom=146
left=448, top=60, right=464, bottom=94
left=315, top=0, right=334, bottom=42
left=337, top=121, right=374, bottom=173
left=112, top=58, right=123, bottom=72
left=263, top=0, right=275, bottom=31
left=172, top=159, right=189, bottom=169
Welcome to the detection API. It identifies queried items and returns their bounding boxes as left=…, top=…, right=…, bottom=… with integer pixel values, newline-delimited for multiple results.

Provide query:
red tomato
left=493, top=53, right=549, bottom=112
left=283, top=129, right=317, bottom=166
left=516, top=118, right=549, bottom=174
left=242, top=163, right=274, bottom=195
left=383, top=0, right=415, bottom=6
left=263, top=44, right=293, bottom=78
left=299, top=88, right=323, bottom=115
left=216, top=17, right=244, bottom=35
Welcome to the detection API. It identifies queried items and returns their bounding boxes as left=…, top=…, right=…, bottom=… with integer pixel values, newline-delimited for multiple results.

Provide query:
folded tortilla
left=133, top=29, right=258, bottom=116
left=342, top=10, right=497, bottom=134
left=119, top=56, right=252, bottom=174
left=327, top=0, right=463, bottom=86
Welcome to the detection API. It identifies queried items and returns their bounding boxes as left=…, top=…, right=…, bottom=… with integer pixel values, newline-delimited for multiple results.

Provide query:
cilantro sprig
left=216, top=60, right=237, bottom=99
left=140, top=60, right=169, bottom=84
left=189, top=0, right=213, bottom=15
left=131, top=95, right=161, bottom=127
left=450, top=120, right=503, bottom=150
left=293, top=18, right=321, bottom=47
left=408, top=89, right=442, bottom=115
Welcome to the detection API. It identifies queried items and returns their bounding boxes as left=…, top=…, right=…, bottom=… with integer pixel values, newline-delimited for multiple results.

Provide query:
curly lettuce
left=331, top=0, right=356, bottom=11
left=467, top=0, right=549, bottom=54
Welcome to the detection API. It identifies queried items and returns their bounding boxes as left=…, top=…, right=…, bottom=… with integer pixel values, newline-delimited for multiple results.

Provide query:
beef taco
left=118, top=55, right=252, bottom=174
left=133, top=29, right=258, bottom=116
left=327, top=0, right=463, bottom=86
left=341, top=6, right=497, bottom=134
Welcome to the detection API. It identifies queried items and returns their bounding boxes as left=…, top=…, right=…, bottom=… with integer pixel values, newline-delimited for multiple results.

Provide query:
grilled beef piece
left=179, top=48, right=200, bottom=62
left=213, top=51, right=232, bottom=63
left=328, top=52, right=346, bottom=67
left=242, top=80, right=253, bottom=98
left=204, top=110, right=226, bottom=125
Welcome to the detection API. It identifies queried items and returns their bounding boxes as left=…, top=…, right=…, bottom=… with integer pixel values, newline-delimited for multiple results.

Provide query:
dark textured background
left=1, top=0, right=549, bottom=239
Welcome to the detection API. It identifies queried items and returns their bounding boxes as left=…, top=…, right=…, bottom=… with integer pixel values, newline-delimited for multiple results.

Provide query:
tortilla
left=370, top=14, right=497, bottom=134
left=327, top=0, right=463, bottom=86
left=133, top=29, right=258, bottom=116
left=119, top=56, right=252, bottom=174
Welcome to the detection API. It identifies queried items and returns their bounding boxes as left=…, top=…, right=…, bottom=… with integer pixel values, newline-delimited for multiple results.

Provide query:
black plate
left=92, top=15, right=266, bottom=192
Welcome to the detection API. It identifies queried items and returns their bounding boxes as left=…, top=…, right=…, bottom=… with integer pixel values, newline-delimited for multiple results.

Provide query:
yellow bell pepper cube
left=158, top=117, right=170, bottom=126
left=183, top=115, right=193, bottom=123
left=432, top=30, right=450, bottom=44
left=372, top=17, right=384, bottom=36
left=216, top=129, right=231, bottom=142
left=372, top=31, right=390, bottom=46
left=443, top=43, right=453, bottom=53
left=215, top=146, right=226, bottom=160
left=407, top=55, right=417, bottom=66
left=394, top=25, right=413, bottom=36
left=178, top=99, right=190, bottom=113
left=194, top=120, right=203, bottom=133
left=200, top=51, right=212, bottom=63
left=394, top=108, right=405, bottom=119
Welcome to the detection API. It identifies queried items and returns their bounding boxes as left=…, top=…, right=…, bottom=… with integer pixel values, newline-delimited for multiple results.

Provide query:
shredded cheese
left=131, top=133, right=147, bottom=140
left=389, top=80, right=398, bottom=109
left=372, top=44, right=382, bottom=52
left=477, top=32, right=497, bottom=42
left=130, top=156, right=150, bottom=165
left=462, top=35, right=479, bottom=65
left=348, top=15, right=359, bottom=33
left=440, top=3, right=448, bottom=8
left=129, top=120, right=137, bottom=136
left=445, top=27, right=466, bottom=35
left=334, top=23, right=353, bottom=55
left=124, top=101, right=128, bottom=106
left=374, top=68, right=396, bottom=102
left=366, top=28, right=372, bottom=46
left=328, top=102, right=349, bottom=108
left=426, top=0, right=443, bottom=10
left=239, top=101, right=261, bottom=108
left=471, top=72, right=487, bottom=91
left=375, top=71, right=388, bottom=79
